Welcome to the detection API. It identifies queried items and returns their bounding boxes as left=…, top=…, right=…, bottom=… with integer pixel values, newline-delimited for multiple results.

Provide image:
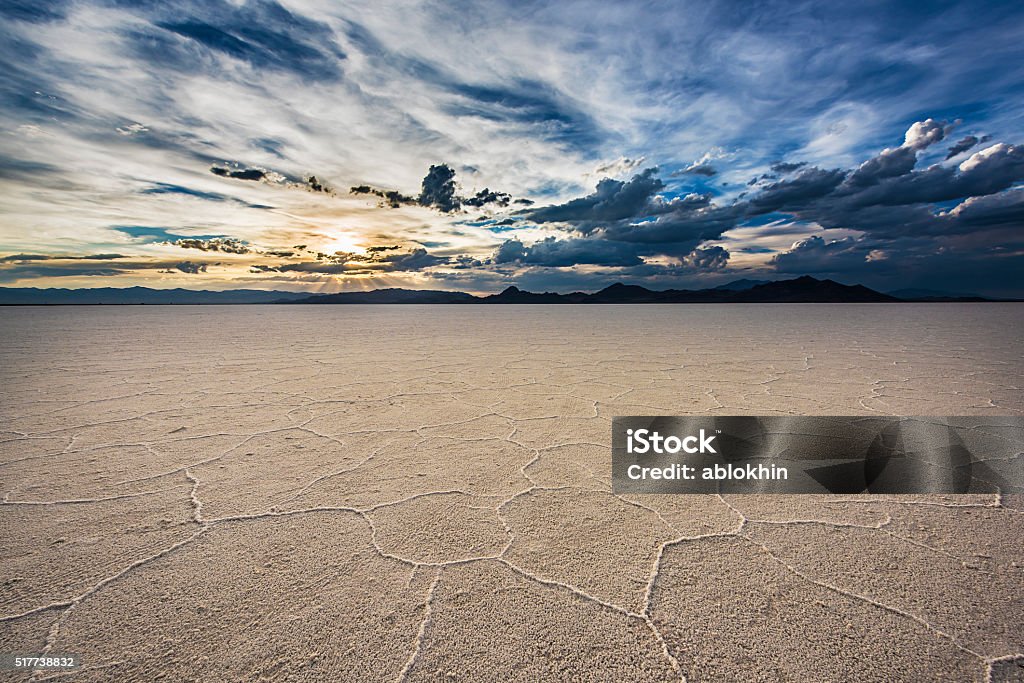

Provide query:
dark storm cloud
left=945, top=135, right=992, bottom=160
left=305, top=175, right=330, bottom=193
left=943, top=187, right=1024, bottom=229
left=463, top=188, right=512, bottom=208
left=844, top=146, right=918, bottom=187
left=378, top=248, right=448, bottom=271
left=497, top=119, right=1024, bottom=284
left=350, top=184, right=417, bottom=208
left=419, top=164, right=460, bottom=212
left=208, top=166, right=340, bottom=199
left=491, top=236, right=731, bottom=271
left=746, top=168, right=847, bottom=213
left=745, top=142, right=1024, bottom=237
left=769, top=236, right=871, bottom=273
left=210, top=166, right=267, bottom=181
left=451, top=255, right=483, bottom=269
left=523, top=168, right=665, bottom=228
left=839, top=118, right=950, bottom=189
left=824, top=145, right=1024, bottom=223
left=766, top=230, right=1024, bottom=298
left=493, top=237, right=643, bottom=267
left=946, top=135, right=979, bottom=160
left=352, top=164, right=516, bottom=213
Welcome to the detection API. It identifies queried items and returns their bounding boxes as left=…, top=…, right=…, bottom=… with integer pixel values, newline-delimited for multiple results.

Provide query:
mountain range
left=0, top=277, right=1008, bottom=305
left=0, top=287, right=311, bottom=305
left=292, top=276, right=899, bottom=304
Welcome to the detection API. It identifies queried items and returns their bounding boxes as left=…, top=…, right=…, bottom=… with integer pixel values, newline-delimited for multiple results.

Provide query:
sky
left=1, top=0, right=1023, bottom=296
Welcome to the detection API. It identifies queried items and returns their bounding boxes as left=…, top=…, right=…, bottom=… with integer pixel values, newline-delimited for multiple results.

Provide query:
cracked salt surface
left=0, top=304, right=1022, bottom=682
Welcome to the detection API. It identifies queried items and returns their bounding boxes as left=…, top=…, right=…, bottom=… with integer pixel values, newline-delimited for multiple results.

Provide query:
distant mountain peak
left=711, top=278, right=771, bottom=291
left=598, top=282, right=646, bottom=292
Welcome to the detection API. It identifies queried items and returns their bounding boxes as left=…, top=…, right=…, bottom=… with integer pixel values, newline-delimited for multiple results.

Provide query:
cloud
left=113, top=226, right=227, bottom=243
left=253, top=246, right=448, bottom=274
left=843, top=119, right=953, bottom=187
left=140, top=1, right=345, bottom=82
left=523, top=168, right=665, bottom=227
left=680, top=163, right=717, bottom=177
left=350, top=184, right=417, bottom=208
left=0, top=265, right=127, bottom=281
left=485, top=119, right=1024, bottom=280
left=3, top=0, right=1024, bottom=296
left=844, top=146, right=918, bottom=186
left=0, top=0, right=71, bottom=23
left=493, top=237, right=643, bottom=267
left=0, top=255, right=221, bottom=281
left=210, top=166, right=268, bottom=182
left=745, top=168, right=847, bottom=213
left=944, top=187, right=1024, bottom=229
left=351, top=164, right=515, bottom=212
left=445, top=78, right=603, bottom=151
left=902, top=118, right=951, bottom=151
left=174, top=261, right=207, bottom=274
left=593, top=157, right=645, bottom=177
left=770, top=161, right=807, bottom=174
left=170, top=237, right=250, bottom=254
left=141, top=183, right=234, bottom=202
left=0, top=253, right=126, bottom=261
left=418, top=164, right=460, bottom=212
left=946, top=135, right=981, bottom=159
left=463, top=188, right=511, bottom=208
left=769, top=236, right=869, bottom=273
left=305, top=175, right=330, bottom=193
left=116, top=122, right=148, bottom=136
left=682, top=246, right=730, bottom=270
left=371, top=247, right=448, bottom=271
left=743, top=133, right=1024, bottom=241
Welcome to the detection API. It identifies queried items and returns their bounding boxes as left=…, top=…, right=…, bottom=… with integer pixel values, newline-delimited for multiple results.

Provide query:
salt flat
left=1, top=304, right=1022, bottom=682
